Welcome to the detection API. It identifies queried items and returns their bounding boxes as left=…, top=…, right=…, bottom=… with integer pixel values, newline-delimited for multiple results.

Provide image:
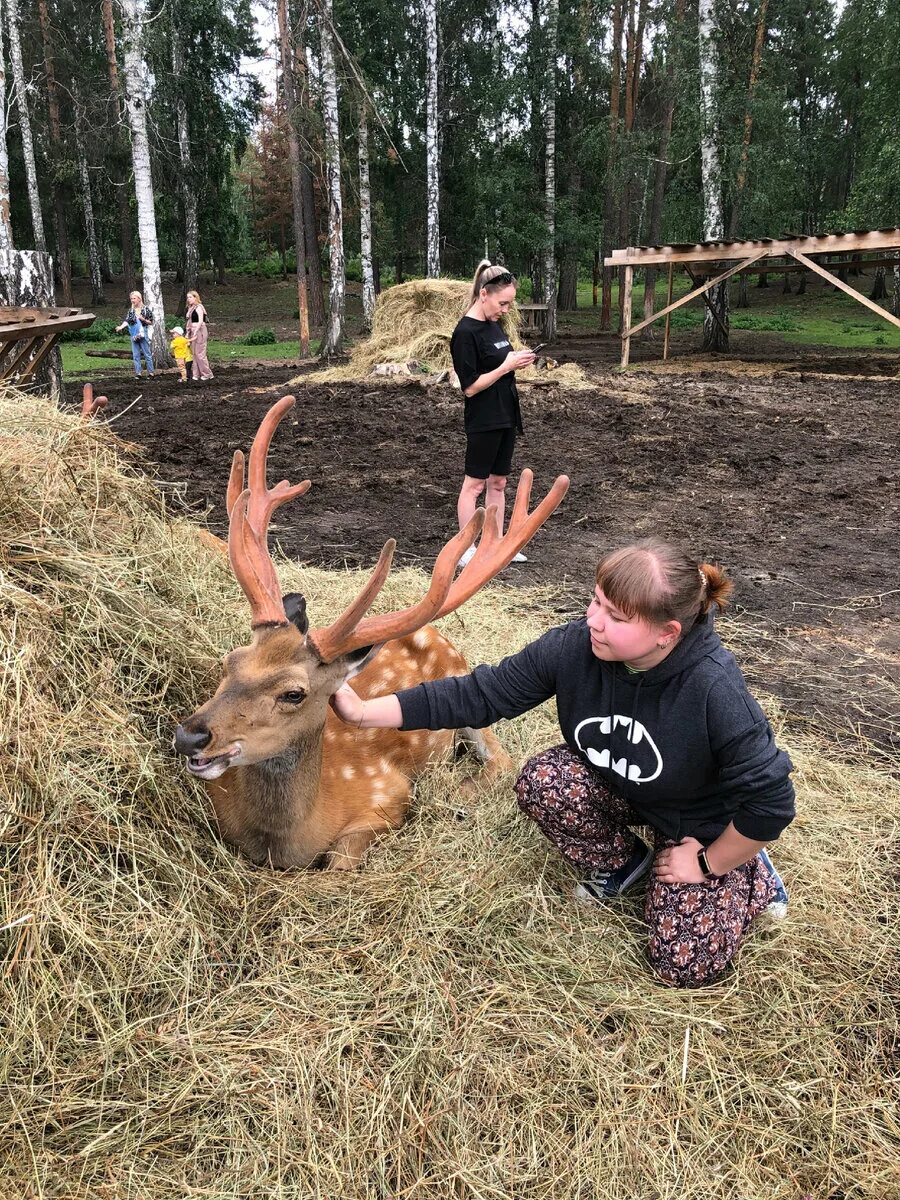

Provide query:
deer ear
left=338, top=642, right=384, bottom=683
left=283, top=592, right=309, bottom=634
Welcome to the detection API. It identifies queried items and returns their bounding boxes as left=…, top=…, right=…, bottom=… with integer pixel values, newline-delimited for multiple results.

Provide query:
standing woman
left=450, top=261, right=535, bottom=568
left=115, top=289, right=155, bottom=378
left=186, top=289, right=214, bottom=382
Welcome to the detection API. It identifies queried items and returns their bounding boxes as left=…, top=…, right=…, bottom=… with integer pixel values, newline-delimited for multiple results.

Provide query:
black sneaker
left=574, top=836, right=654, bottom=903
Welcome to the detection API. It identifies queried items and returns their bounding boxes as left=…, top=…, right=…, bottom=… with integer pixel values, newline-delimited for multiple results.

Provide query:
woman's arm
left=331, top=687, right=402, bottom=729
left=464, top=349, right=534, bottom=397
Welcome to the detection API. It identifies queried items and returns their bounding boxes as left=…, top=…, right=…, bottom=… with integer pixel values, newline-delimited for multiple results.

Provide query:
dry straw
left=1, top=388, right=897, bottom=1198
left=308, top=278, right=591, bottom=389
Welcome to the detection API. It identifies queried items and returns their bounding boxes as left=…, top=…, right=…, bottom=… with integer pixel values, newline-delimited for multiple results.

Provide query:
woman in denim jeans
left=116, top=290, right=155, bottom=377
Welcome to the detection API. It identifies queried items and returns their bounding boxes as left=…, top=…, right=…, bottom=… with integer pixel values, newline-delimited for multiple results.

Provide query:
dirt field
left=81, top=349, right=899, bottom=764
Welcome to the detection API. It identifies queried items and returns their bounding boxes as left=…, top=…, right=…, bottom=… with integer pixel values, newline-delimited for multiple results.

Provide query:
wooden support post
left=620, top=265, right=634, bottom=369
left=787, top=249, right=900, bottom=332
left=663, top=263, right=674, bottom=360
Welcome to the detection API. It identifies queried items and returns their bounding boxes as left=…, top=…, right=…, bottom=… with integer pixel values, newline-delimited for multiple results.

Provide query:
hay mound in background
left=308, top=278, right=590, bottom=389
left=1, top=387, right=897, bottom=1198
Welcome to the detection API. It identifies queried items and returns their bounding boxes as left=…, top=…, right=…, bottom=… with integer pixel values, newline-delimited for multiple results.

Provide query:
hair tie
left=698, top=568, right=708, bottom=590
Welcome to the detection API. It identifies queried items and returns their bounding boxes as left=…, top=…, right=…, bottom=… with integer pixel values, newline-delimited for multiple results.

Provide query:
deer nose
left=173, top=724, right=212, bottom=757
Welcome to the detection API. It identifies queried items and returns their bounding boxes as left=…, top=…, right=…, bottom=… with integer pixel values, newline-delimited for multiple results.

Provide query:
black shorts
left=464, top=428, right=516, bottom=479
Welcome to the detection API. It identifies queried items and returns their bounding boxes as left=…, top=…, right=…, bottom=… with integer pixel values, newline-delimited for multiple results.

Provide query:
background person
left=115, top=290, right=154, bottom=378
left=450, top=261, right=535, bottom=569
left=186, top=290, right=214, bottom=381
left=332, top=538, right=795, bottom=989
left=169, top=326, right=192, bottom=383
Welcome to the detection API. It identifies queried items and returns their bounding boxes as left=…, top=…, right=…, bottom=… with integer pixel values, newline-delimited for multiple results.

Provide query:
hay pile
left=309, top=278, right=590, bottom=389
left=1, top=387, right=898, bottom=1198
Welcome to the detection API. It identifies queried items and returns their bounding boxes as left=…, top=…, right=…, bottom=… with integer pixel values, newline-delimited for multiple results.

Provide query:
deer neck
left=232, top=724, right=328, bottom=865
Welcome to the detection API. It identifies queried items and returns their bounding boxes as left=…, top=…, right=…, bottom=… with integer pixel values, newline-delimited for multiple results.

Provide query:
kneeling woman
left=333, top=538, right=795, bottom=988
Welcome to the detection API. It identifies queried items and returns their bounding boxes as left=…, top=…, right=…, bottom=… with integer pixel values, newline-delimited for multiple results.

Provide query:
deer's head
left=173, top=395, right=569, bottom=779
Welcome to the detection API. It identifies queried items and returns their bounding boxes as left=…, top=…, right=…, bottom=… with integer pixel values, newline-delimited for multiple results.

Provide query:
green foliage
left=60, top=318, right=119, bottom=344
left=237, top=327, right=278, bottom=345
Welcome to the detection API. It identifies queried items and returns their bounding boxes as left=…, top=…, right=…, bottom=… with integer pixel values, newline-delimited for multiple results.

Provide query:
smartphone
left=530, top=342, right=548, bottom=354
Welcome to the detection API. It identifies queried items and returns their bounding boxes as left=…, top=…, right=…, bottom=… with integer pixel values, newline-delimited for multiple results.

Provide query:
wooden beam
left=18, top=333, right=62, bottom=382
left=620, top=265, right=634, bottom=369
left=625, top=250, right=769, bottom=339
left=605, top=230, right=900, bottom=268
left=1, top=336, right=44, bottom=381
left=663, top=263, right=674, bottom=360
left=786, top=250, right=900, bottom=331
left=684, top=265, right=729, bottom=336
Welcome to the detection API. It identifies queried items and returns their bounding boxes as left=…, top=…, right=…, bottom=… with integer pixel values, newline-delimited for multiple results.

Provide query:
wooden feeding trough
left=0, top=305, right=96, bottom=385
left=607, top=229, right=900, bottom=367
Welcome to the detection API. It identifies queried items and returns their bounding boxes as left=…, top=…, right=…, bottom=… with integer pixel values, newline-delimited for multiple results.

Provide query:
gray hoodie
left=396, top=613, right=795, bottom=844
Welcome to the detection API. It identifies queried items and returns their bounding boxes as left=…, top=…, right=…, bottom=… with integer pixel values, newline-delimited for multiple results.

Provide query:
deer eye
left=279, top=689, right=306, bottom=705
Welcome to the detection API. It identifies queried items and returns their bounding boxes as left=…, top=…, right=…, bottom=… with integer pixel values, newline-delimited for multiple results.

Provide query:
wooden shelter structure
left=0, top=305, right=96, bottom=386
left=606, top=229, right=900, bottom=367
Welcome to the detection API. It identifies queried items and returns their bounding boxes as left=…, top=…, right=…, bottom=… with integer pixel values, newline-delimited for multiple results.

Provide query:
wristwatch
left=697, top=847, right=724, bottom=880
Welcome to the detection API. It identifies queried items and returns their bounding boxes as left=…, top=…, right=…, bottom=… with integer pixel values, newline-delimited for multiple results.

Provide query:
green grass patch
left=61, top=338, right=312, bottom=377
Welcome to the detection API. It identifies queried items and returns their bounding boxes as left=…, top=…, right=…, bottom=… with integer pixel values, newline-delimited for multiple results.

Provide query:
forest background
left=1, top=0, right=899, bottom=363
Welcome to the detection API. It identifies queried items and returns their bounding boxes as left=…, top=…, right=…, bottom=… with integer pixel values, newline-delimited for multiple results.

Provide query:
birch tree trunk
left=118, top=0, right=171, bottom=367
left=424, top=0, right=440, bottom=277
left=600, top=0, right=624, bottom=330
left=74, top=99, right=105, bottom=306
left=542, top=0, right=558, bottom=341
left=6, top=0, right=46, bottom=252
left=37, top=0, right=73, bottom=305
left=171, top=40, right=199, bottom=303
left=698, top=0, right=728, bottom=351
left=0, top=1, right=15, bottom=287
left=101, top=0, right=136, bottom=291
left=1, top=251, right=64, bottom=397
left=358, top=107, right=376, bottom=330
left=276, top=0, right=309, bottom=354
left=320, top=0, right=345, bottom=356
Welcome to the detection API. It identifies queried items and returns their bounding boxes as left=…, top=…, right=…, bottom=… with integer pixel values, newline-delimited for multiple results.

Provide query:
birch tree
left=276, top=0, right=309, bottom=354
left=542, top=0, right=558, bottom=340
left=6, top=0, right=46, bottom=252
left=118, top=0, right=171, bottom=366
left=74, top=96, right=105, bottom=306
left=698, top=0, right=728, bottom=351
left=320, top=0, right=345, bottom=356
left=358, top=106, right=376, bottom=329
left=0, top=0, right=16, bottom=290
left=424, top=0, right=440, bottom=277
left=171, top=40, right=199, bottom=301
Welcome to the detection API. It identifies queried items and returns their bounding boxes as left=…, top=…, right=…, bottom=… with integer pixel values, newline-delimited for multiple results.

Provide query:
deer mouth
left=186, top=744, right=241, bottom=780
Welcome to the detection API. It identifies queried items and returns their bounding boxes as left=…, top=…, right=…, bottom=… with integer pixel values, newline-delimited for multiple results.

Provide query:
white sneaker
left=457, top=545, right=476, bottom=569
left=511, top=551, right=528, bottom=563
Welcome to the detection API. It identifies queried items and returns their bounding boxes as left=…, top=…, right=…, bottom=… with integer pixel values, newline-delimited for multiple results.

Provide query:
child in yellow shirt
left=169, top=326, right=193, bottom=383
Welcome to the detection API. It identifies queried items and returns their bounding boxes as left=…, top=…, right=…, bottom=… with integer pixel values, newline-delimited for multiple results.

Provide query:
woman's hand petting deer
left=332, top=539, right=795, bottom=989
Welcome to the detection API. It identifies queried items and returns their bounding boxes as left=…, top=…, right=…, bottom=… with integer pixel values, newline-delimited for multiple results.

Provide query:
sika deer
left=174, top=396, right=568, bottom=869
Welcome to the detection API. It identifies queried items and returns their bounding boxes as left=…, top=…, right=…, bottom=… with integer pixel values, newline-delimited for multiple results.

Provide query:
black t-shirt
left=450, top=316, right=523, bottom=434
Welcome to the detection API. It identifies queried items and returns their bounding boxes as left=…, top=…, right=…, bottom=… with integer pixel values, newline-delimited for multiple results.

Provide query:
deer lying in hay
left=174, top=396, right=569, bottom=869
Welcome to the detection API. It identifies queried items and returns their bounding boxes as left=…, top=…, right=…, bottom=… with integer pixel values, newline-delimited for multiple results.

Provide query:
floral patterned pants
left=515, top=745, right=777, bottom=988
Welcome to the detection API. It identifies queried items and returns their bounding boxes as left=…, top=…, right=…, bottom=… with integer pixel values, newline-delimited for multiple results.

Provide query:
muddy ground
left=80, top=346, right=899, bottom=765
